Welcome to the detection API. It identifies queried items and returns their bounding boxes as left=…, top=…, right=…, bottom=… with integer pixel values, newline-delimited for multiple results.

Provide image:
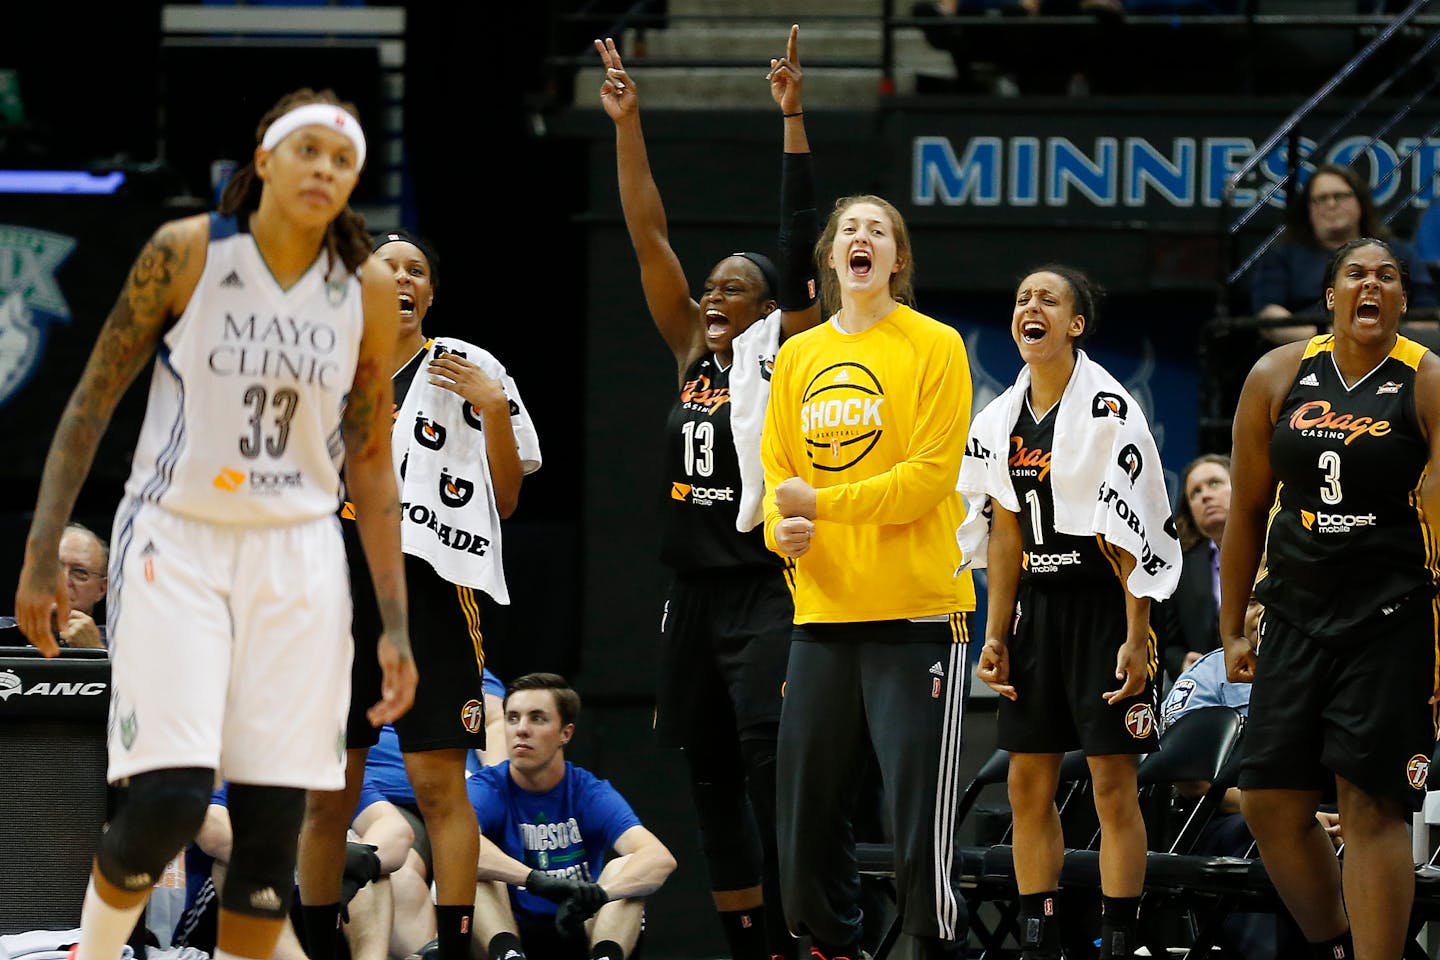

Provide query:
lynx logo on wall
left=0, top=225, right=77, bottom=407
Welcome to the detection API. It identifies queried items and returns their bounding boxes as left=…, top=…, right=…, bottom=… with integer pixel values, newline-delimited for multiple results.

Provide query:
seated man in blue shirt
left=468, top=672, right=677, bottom=960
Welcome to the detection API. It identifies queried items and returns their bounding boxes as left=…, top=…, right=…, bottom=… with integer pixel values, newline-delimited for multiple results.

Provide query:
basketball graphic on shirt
left=800, top=362, right=885, bottom=472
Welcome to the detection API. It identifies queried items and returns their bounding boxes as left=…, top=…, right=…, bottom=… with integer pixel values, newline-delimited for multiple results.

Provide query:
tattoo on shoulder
left=129, top=227, right=189, bottom=317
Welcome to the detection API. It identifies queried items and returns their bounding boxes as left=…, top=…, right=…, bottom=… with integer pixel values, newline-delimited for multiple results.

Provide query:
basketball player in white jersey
left=13, top=87, right=417, bottom=960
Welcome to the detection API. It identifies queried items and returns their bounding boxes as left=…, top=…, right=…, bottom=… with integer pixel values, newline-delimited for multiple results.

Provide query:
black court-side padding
left=0, top=648, right=110, bottom=932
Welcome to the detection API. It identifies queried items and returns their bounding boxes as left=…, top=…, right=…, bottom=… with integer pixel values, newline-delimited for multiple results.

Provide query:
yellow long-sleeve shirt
left=761, top=304, right=976, bottom=623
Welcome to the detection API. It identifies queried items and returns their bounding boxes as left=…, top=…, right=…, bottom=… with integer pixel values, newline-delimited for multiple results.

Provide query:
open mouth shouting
left=849, top=248, right=872, bottom=280
left=1020, top=318, right=1047, bottom=344
left=1354, top=299, right=1382, bottom=325
left=705, top=307, right=731, bottom=340
left=398, top=291, right=417, bottom=318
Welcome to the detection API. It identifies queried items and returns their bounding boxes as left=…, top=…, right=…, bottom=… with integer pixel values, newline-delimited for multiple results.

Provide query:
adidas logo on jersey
left=929, top=661, right=945, bottom=677
left=220, top=271, right=243, bottom=288
left=1299, top=373, right=1319, bottom=387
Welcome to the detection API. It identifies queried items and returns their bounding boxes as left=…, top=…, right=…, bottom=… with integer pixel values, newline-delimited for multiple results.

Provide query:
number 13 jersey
left=1256, top=333, right=1437, bottom=642
left=123, top=213, right=364, bottom=525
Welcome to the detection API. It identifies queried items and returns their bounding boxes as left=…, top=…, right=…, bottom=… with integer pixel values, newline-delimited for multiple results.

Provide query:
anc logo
left=438, top=468, right=475, bottom=508
left=1407, top=753, right=1430, bottom=790
left=414, top=414, right=446, bottom=450
left=213, top=468, right=246, bottom=491
left=1091, top=391, right=1128, bottom=419
left=801, top=362, right=885, bottom=472
left=1117, top=443, right=1143, bottom=483
left=1125, top=703, right=1155, bottom=739
left=1301, top=510, right=1316, bottom=530
left=0, top=671, right=20, bottom=701
left=671, top=482, right=690, bottom=501
left=461, top=699, right=484, bottom=734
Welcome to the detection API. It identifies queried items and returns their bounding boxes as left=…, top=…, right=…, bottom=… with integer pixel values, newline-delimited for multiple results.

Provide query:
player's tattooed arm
left=17, top=217, right=200, bottom=652
left=27, top=220, right=194, bottom=550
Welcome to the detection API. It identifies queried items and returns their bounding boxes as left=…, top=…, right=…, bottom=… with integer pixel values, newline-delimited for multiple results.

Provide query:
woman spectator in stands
left=1223, top=236, right=1440, bottom=960
left=1250, top=162, right=1437, bottom=342
left=1152, top=453, right=1230, bottom=689
left=595, top=25, right=820, bottom=960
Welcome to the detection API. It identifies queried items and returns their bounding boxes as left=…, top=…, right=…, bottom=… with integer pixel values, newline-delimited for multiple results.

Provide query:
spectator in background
left=1249, top=162, right=1437, bottom=342
left=57, top=523, right=108, bottom=648
left=1153, top=454, right=1230, bottom=689
left=3, top=522, right=109, bottom=649
left=470, top=672, right=677, bottom=960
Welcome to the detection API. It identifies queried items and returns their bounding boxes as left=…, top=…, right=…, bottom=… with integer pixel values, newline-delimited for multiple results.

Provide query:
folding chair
left=1043, top=705, right=1245, bottom=956
left=856, top=746, right=1093, bottom=959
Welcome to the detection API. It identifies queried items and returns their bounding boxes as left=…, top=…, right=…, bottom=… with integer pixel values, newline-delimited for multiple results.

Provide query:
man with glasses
left=55, top=522, right=109, bottom=648
left=2, top=522, right=108, bottom=648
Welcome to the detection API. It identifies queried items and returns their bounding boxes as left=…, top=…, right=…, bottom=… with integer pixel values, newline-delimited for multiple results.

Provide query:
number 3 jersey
left=1256, top=334, right=1438, bottom=641
left=123, top=213, right=363, bottom=525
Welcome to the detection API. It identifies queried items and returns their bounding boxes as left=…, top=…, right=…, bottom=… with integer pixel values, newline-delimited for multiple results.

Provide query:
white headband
left=260, top=103, right=367, bottom=169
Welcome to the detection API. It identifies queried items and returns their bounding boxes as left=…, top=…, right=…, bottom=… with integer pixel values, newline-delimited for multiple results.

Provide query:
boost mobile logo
left=1301, top=509, right=1376, bottom=533
left=0, top=226, right=78, bottom=407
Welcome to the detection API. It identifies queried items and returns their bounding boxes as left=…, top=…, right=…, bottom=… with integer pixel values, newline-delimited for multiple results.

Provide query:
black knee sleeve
left=740, top=734, right=779, bottom=840
left=685, top=740, right=763, bottom=890
left=221, top=783, right=307, bottom=919
left=98, top=767, right=215, bottom=892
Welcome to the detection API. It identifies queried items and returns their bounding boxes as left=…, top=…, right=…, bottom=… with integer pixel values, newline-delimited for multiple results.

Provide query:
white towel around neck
left=956, top=349, right=1181, bottom=600
left=728, top=309, right=782, bottom=532
left=391, top=337, right=541, bottom=603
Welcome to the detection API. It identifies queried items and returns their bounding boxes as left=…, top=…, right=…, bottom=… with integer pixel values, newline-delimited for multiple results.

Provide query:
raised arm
left=344, top=257, right=416, bottom=725
left=596, top=36, right=702, bottom=374
left=15, top=216, right=204, bottom=653
left=1218, top=345, right=1295, bottom=682
left=769, top=24, right=821, bottom=340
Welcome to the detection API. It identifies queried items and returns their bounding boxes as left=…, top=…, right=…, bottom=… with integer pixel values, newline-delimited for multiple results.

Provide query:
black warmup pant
left=776, top=617, right=971, bottom=948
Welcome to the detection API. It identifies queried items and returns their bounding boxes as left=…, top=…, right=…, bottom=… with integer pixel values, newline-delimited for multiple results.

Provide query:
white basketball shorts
left=105, top=499, right=352, bottom=789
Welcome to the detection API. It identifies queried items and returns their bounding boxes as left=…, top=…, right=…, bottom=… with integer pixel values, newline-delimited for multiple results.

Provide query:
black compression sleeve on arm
left=778, top=151, right=818, bottom=312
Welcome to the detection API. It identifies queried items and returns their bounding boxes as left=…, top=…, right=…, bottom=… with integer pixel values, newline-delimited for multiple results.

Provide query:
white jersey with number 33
left=123, top=214, right=363, bottom=525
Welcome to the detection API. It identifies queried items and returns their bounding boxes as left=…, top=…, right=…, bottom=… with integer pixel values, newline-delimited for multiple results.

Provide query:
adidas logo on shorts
left=220, top=270, right=243, bottom=288
left=928, top=661, right=945, bottom=677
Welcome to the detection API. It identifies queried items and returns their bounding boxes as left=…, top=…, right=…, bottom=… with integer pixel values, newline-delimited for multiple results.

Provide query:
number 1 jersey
left=123, top=213, right=364, bottom=525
